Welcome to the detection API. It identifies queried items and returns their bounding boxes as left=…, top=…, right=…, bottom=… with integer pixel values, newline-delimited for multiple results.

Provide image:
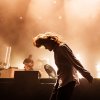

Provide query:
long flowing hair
left=33, top=32, right=63, bottom=47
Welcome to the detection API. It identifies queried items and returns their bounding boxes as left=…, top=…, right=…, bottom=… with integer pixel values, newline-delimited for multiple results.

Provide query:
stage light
left=19, top=16, right=23, bottom=20
left=97, top=73, right=100, bottom=78
left=13, top=58, right=24, bottom=70
left=65, top=0, right=100, bottom=18
left=96, top=63, right=100, bottom=78
left=53, top=0, right=57, bottom=4
left=58, top=16, right=62, bottom=19
left=96, top=63, right=100, bottom=71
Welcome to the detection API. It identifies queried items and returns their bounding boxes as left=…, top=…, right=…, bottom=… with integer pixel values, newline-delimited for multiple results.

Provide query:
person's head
left=33, top=32, right=62, bottom=51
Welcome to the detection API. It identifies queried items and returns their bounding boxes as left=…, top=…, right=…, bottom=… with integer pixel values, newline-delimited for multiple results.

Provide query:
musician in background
left=23, top=54, right=34, bottom=71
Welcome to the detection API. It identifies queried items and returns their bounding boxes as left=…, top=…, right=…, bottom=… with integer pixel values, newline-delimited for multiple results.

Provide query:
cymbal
left=44, top=64, right=56, bottom=78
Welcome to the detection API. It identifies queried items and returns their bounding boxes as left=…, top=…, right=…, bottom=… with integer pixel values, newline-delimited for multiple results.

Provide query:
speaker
left=14, top=71, right=39, bottom=81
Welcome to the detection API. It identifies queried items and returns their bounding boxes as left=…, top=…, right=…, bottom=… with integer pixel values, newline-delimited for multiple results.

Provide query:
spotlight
left=19, top=16, right=23, bottom=20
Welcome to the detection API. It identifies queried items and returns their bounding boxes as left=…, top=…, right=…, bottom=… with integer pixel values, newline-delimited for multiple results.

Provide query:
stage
left=0, top=71, right=100, bottom=100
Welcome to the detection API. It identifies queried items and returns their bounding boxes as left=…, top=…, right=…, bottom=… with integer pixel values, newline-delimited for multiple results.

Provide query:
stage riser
left=0, top=71, right=100, bottom=100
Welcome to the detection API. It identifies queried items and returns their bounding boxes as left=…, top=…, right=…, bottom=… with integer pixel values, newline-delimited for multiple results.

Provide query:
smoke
left=0, top=0, right=100, bottom=77
left=64, top=0, right=100, bottom=77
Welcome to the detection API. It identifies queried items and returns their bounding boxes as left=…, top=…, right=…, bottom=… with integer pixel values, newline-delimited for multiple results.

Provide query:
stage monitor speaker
left=14, top=71, right=39, bottom=81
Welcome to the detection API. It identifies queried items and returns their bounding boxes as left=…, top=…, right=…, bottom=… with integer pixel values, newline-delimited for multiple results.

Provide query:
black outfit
left=50, top=81, right=76, bottom=100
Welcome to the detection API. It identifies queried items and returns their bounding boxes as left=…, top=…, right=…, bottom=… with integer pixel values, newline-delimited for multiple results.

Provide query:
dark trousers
left=49, top=81, right=76, bottom=100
